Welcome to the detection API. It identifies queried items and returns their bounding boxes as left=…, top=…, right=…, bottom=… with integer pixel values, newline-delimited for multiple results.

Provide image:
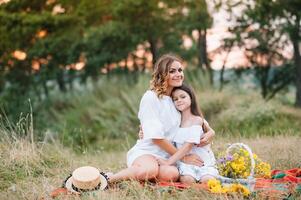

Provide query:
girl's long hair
left=150, top=54, right=183, bottom=98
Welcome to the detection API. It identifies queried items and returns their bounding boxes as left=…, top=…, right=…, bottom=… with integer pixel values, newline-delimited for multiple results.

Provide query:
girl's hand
left=138, top=125, right=144, bottom=139
left=181, top=154, right=204, bottom=167
left=156, top=158, right=170, bottom=166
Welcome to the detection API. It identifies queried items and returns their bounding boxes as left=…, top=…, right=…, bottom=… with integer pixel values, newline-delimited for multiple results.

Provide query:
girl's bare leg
left=179, top=175, right=196, bottom=184
left=157, top=165, right=179, bottom=182
left=108, top=155, right=159, bottom=183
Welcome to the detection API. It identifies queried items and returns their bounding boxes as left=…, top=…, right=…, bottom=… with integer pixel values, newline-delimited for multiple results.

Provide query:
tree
left=217, top=0, right=301, bottom=106
left=112, top=0, right=178, bottom=65
left=178, top=0, right=214, bottom=84
left=82, top=21, right=137, bottom=80
left=0, top=0, right=119, bottom=118
left=218, top=38, right=235, bottom=91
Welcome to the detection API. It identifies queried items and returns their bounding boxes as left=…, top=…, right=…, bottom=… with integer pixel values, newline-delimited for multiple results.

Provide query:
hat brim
left=64, top=175, right=80, bottom=194
left=99, top=172, right=109, bottom=190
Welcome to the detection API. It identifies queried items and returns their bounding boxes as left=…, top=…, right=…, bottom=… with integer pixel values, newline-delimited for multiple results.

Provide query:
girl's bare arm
left=164, top=143, right=193, bottom=165
left=153, top=139, right=203, bottom=166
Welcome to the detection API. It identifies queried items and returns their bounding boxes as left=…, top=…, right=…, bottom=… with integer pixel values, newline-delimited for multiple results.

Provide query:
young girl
left=157, top=84, right=219, bottom=184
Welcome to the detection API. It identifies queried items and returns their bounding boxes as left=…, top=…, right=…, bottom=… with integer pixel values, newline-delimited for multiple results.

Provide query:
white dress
left=127, top=90, right=181, bottom=167
left=173, top=125, right=219, bottom=181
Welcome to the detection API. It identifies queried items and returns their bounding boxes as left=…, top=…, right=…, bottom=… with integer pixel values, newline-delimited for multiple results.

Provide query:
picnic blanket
left=253, top=168, right=301, bottom=198
left=156, top=168, right=301, bottom=198
left=50, top=168, right=301, bottom=199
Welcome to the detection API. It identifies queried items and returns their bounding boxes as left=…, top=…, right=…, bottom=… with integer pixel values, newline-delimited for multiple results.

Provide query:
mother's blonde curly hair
left=150, top=54, right=183, bottom=98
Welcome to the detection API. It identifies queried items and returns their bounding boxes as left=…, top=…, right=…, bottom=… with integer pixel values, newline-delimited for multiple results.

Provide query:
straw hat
left=63, top=166, right=109, bottom=194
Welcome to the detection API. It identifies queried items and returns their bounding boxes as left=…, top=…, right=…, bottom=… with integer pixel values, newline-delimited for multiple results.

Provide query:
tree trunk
left=197, top=29, right=205, bottom=71
left=56, top=70, right=67, bottom=92
left=198, top=29, right=213, bottom=85
left=292, top=38, right=301, bottom=107
left=219, top=59, right=226, bottom=91
left=42, top=79, right=49, bottom=98
left=149, top=37, right=158, bottom=67
left=32, top=82, right=42, bottom=101
left=254, top=65, right=270, bottom=99
left=132, top=53, right=138, bottom=71
left=219, top=45, right=232, bottom=91
left=291, top=15, right=301, bottom=107
left=261, top=66, right=270, bottom=99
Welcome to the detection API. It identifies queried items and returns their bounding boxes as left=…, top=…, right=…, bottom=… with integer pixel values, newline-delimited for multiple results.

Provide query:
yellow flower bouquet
left=207, top=143, right=271, bottom=196
left=217, top=143, right=271, bottom=179
left=210, top=143, right=271, bottom=195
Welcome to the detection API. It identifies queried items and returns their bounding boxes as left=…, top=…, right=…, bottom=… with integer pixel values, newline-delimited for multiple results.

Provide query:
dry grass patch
left=1, top=135, right=300, bottom=199
left=212, top=135, right=301, bottom=169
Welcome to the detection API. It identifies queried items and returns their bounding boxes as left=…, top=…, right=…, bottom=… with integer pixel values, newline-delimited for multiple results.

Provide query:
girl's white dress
left=173, top=125, right=219, bottom=181
left=127, top=90, right=181, bottom=167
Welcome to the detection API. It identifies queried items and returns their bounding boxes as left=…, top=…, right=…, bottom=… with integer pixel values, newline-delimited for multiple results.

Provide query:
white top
left=127, top=90, right=181, bottom=167
left=173, top=125, right=203, bottom=144
left=173, top=125, right=216, bottom=167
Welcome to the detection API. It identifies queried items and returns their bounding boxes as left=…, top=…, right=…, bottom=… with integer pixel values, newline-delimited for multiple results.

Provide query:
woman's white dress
left=127, top=90, right=181, bottom=167
left=173, top=125, right=219, bottom=181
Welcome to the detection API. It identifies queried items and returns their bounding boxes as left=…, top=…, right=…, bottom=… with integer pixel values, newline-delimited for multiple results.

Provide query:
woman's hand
left=198, top=129, right=215, bottom=147
left=198, top=120, right=215, bottom=147
left=181, top=154, right=204, bottom=167
left=156, top=158, right=170, bottom=166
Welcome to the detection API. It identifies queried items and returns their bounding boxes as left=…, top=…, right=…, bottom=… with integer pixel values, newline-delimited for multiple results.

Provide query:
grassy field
left=1, top=72, right=301, bottom=199
left=0, top=134, right=300, bottom=199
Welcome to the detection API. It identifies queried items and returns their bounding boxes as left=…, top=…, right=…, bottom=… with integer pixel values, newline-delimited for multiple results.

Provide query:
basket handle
left=226, top=143, right=255, bottom=178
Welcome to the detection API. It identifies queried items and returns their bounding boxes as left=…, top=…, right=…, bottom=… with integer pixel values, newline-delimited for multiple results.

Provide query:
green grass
left=31, top=72, right=301, bottom=152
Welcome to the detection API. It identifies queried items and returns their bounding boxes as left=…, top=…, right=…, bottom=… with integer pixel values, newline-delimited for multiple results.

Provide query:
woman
left=107, top=54, right=215, bottom=183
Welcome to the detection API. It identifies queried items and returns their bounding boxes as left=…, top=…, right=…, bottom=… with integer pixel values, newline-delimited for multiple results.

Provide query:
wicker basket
left=217, top=143, right=256, bottom=191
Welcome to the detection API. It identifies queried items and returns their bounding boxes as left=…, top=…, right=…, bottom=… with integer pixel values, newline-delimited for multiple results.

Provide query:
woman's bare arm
left=152, top=139, right=177, bottom=155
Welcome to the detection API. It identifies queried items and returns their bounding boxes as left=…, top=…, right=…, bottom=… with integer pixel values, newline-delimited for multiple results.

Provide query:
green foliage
left=0, top=2, right=84, bottom=117
left=205, top=91, right=301, bottom=137
left=1, top=0, right=301, bottom=149
left=179, top=0, right=213, bottom=32
left=112, top=0, right=166, bottom=39
left=83, top=21, right=138, bottom=78
left=28, top=71, right=301, bottom=152
left=0, top=0, right=217, bottom=119
left=40, top=75, right=146, bottom=151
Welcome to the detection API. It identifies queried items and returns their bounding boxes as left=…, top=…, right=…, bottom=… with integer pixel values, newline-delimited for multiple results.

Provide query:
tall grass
left=44, top=75, right=146, bottom=151
left=200, top=91, right=301, bottom=137
left=0, top=112, right=70, bottom=193
left=32, top=71, right=301, bottom=151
